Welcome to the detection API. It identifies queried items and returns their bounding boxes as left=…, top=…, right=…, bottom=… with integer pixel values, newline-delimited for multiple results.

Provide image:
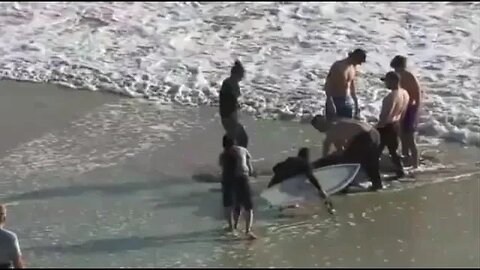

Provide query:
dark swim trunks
left=402, top=104, right=418, bottom=132
left=233, top=175, right=253, bottom=211
left=326, top=96, right=354, bottom=119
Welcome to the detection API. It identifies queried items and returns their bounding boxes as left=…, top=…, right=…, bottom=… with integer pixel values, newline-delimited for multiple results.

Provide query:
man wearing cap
left=324, top=48, right=367, bottom=121
left=390, top=55, right=422, bottom=168
left=378, top=71, right=410, bottom=178
left=0, top=204, right=24, bottom=268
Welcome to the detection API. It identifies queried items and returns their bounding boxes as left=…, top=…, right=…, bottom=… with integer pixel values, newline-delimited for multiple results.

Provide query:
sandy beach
left=0, top=81, right=478, bottom=267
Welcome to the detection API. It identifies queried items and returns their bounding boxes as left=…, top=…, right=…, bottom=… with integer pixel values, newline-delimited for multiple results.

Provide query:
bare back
left=325, top=59, right=356, bottom=97
left=326, top=119, right=373, bottom=146
left=398, top=70, right=421, bottom=106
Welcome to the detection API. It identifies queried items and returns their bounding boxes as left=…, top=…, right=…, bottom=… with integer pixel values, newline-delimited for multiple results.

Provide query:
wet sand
left=0, top=81, right=478, bottom=267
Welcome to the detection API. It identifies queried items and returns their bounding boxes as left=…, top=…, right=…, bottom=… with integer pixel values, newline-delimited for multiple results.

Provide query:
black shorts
left=221, top=175, right=253, bottom=211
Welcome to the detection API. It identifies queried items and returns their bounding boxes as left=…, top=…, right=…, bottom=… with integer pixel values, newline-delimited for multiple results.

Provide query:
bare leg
left=233, top=206, right=241, bottom=230
left=245, top=210, right=257, bottom=239
left=400, top=132, right=411, bottom=164
left=405, top=132, right=419, bottom=168
left=224, top=207, right=234, bottom=232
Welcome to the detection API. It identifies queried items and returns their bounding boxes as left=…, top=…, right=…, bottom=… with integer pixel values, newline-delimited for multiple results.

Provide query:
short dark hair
left=349, top=48, right=367, bottom=62
left=222, top=135, right=234, bottom=148
left=390, top=55, right=407, bottom=69
left=231, top=60, right=245, bottom=75
left=381, top=71, right=400, bottom=83
left=298, top=147, right=309, bottom=159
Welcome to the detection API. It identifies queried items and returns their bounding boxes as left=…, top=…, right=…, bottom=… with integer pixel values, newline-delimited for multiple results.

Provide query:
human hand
left=324, top=199, right=336, bottom=215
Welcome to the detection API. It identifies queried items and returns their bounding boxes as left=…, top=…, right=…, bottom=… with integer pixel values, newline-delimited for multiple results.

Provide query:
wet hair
left=381, top=71, right=400, bottom=84
left=298, top=147, right=309, bottom=160
left=348, top=48, right=367, bottom=63
left=390, top=55, right=407, bottom=69
left=222, top=135, right=235, bottom=148
left=230, top=60, right=245, bottom=76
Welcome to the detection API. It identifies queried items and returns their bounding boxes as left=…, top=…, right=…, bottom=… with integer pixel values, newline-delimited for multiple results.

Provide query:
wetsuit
left=312, top=128, right=382, bottom=190
left=219, top=78, right=248, bottom=148
left=268, top=157, right=322, bottom=191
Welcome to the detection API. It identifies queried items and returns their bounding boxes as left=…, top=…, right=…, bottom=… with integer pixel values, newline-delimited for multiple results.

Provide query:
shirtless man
left=219, top=135, right=257, bottom=240
left=311, top=115, right=383, bottom=190
left=390, top=55, right=422, bottom=168
left=377, top=71, right=410, bottom=178
left=219, top=60, right=249, bottom=148
left=324, top=48, right=367, bottom=120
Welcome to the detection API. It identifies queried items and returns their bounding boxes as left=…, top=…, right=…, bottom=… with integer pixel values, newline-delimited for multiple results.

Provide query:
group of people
left=217, top=49, right=422, bottom=238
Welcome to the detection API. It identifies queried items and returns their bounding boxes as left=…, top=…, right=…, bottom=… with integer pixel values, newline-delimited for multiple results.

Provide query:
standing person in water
left=324, top=48, right=367, bottom=120
left=390, top=55, right=422, bottom=168
left=0, top=204, right=24, bottom=269
left=219, top=60, right=249, bottom=148
left=377, top=71, right=410, bottom=179
left=219, top=135, right=257, bottom=240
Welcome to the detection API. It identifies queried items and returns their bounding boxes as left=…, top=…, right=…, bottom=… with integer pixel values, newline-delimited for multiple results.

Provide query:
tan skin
left=377, top=85, right=410, bottom=129
left=324, top=55, right=364, bottom=118
left=321, top=119, right=374, bottom=157
left=395, top=68, right=421, bottom=168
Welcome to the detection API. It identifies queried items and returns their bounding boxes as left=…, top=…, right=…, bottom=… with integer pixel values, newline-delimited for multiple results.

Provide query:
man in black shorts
left=219, top=135, right=257, bottom=239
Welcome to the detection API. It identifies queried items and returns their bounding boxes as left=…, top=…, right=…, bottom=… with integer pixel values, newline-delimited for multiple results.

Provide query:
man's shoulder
left=0, top=228, right=18, bottom=241
left=234, top=146, right=250, bottom=155
left=220, top=78, right=231, bottom=90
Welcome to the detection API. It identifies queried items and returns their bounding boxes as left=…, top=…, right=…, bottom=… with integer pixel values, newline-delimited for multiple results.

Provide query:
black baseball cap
left=380, top=71, right=400, bottom=82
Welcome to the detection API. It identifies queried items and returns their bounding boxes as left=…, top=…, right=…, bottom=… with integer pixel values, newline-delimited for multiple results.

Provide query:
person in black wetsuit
left=310, top=115, right=383, bottom=191
left=268, top=148, right=334, bottom=213
left=219, top=60, right=249, bottom=148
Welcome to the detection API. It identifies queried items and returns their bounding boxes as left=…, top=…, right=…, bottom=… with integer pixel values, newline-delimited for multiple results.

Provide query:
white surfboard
left=261, top=164, right=361, bottom=206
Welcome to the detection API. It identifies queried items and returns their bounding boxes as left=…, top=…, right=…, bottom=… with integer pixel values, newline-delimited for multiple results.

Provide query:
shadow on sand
left=25, top=228, right=242, bottom=255
left=4, top=174, right=186, bottom=203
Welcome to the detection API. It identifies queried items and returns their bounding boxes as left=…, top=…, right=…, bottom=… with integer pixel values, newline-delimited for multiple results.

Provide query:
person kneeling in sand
left=219, top=135, right=257, bottom=240
left=268, top=148, right=335, bottom=214
left=310, top=115, right=383, bottom=191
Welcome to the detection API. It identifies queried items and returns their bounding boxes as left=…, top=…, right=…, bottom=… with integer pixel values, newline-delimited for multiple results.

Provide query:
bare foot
left=246, top=231, right=258, bottom=240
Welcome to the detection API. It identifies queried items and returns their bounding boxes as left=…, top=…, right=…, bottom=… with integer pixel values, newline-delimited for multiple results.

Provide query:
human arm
left=305, top=165, right=335, bottom=214
left=377, top=95, right=394, bottom=128
left=350, top=78, right=360, bottom=118
left=246, top=150, right=255, bottom=177
left=322, top=131, right=334, bottom=157
left=12, top=235, right=24, bottom=268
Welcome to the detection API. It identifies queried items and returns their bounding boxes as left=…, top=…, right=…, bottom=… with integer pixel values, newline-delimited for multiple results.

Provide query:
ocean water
left=0, top=2, right=479, bottom=145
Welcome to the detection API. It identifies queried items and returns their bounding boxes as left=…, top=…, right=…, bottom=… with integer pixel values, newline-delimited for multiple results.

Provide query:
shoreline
left=0, top=80, right=478, bottom=267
